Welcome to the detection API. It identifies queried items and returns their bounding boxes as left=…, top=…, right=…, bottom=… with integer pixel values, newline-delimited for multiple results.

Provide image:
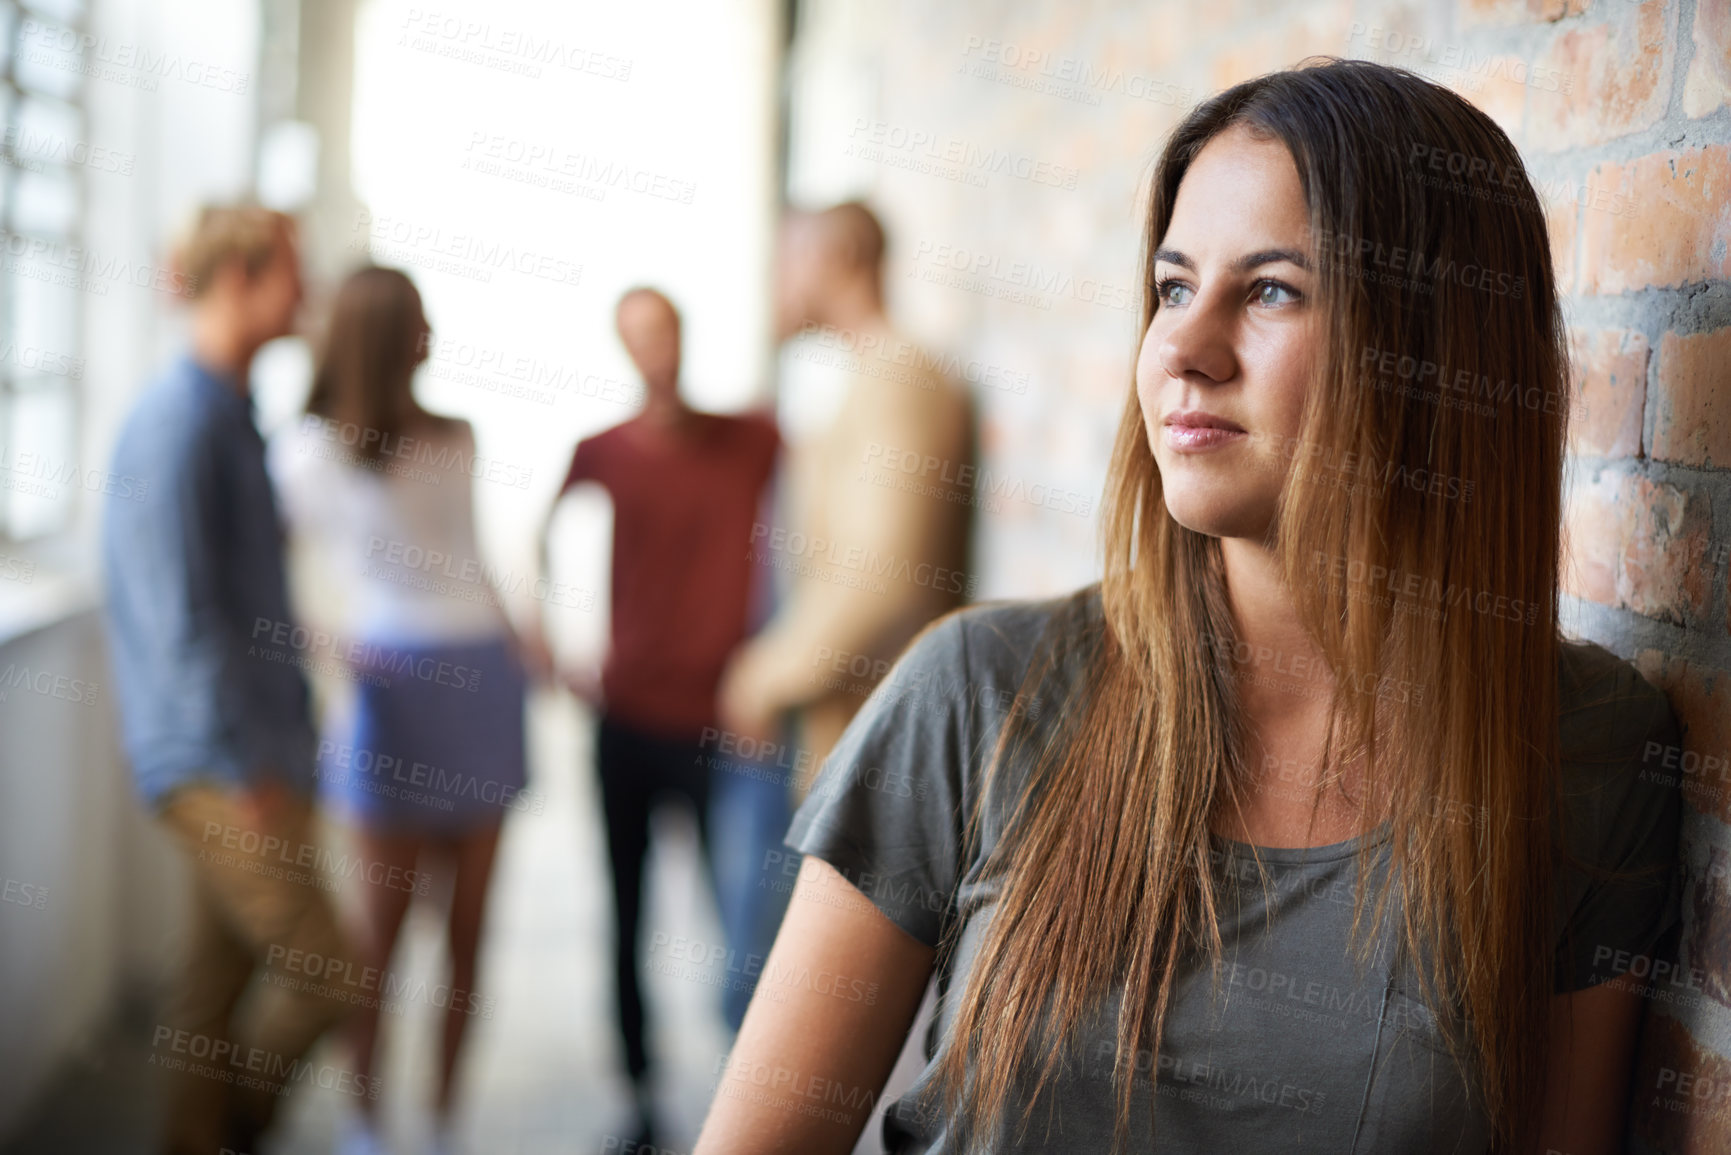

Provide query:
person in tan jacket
left=719, top=202, right=974, bottom=797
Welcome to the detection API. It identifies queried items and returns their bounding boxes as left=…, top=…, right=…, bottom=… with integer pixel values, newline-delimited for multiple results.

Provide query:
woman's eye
left=1157, top=279, right=1194, bottom=307
left=1254, top=280, right=1300, bottom=307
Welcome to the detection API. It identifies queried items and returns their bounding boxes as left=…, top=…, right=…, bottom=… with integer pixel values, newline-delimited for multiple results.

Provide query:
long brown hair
left=932, top=58, right=1568, bottom=1152
left=305, top=265, right=438, bottom=462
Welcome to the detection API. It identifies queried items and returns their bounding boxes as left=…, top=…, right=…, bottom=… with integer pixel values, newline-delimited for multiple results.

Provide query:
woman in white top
left=273, top=266, right=535, bottom=1155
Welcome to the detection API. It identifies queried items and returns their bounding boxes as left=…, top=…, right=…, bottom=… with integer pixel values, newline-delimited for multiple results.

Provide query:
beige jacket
left=737, top=331, right=974, bottom=783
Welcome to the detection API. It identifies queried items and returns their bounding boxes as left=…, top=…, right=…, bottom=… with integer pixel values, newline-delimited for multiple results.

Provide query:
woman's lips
left=1163, top=413, right=1247, bottom=453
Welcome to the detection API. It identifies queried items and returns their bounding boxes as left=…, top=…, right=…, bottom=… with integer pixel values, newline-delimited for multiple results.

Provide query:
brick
left=1460, top=0, right=1533, bottom=26
left=1635, top=655, right=1731, bottom=824
left=1568, top=328, right=1647, bottom=457
left=1461, top=54, right=1530, bottom=137
left=1631, top=1012, right=1731, bottom=1151
left=1652, top=329, right=1731, bottom=469
left=1683, top=0, right=1731, bottom=118
left=1460, top=0, right=1587, bottom=23
left=1530, top=0, right=1673, bottom=149
left=1564, top=472, right=1714, bottom=624
left=1621, top=476, right=1715, bottom=626
left=1562, top=469, right=1623, bottom=605
left=1580, top=146, right=1731, bottom=294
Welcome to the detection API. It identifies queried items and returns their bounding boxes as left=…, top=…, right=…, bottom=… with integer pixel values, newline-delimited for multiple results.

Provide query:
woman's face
left=1136, top=124, right=1317, bottom=543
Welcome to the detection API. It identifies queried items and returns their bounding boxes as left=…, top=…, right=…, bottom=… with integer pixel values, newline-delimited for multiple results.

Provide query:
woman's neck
left=1218, top=536, right=1333, bottom=721
left=1213, top=536, right=1377, bottom=847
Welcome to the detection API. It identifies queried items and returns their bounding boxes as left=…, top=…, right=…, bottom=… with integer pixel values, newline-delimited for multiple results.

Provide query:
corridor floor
left=2, top=694, right=736, bottom=1155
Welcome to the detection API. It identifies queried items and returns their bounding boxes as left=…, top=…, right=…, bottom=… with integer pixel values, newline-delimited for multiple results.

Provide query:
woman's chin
left=1159, top=491, right=1270, bottom=543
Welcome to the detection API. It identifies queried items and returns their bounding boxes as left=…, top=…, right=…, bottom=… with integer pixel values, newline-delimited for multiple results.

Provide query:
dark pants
left=595, top=715, right=714, bottom=1090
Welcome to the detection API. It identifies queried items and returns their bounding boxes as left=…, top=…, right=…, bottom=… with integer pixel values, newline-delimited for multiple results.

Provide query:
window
left=0, top=0, right=87, bottom=541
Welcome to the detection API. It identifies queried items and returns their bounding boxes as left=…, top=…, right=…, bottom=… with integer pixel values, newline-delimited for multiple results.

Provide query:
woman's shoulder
left=413, top=412, right=473, bottom=443
left=902, top=586, right=1103, bottom=687
left=1554, top=637, right=1683, bottom=864
left=1557, top=636, right=1679, bottom=768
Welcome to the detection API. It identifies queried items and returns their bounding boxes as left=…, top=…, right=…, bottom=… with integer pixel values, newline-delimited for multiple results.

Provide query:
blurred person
left=537, top=286, right=780, bottom=1148
left=101, top=204, right=360, bottom=1155
left=717, top=201, right=975, bottom=795
left=696, top=62, right=1683, bottom=1154
left=270, top=266, right=535, bottom=1155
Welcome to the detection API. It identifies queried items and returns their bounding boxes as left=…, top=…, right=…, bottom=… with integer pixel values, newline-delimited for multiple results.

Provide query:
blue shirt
left=101, top=354, right=316, bottom=806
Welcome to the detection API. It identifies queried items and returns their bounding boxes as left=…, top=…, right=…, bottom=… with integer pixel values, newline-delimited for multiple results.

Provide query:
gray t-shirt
left=785, top=587, right=1683, bottom=1153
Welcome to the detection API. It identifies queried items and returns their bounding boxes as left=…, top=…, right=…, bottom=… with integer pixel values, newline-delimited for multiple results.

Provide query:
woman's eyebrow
left=1234, top=247, right=1310, bottom=273
left=1151, top=246, right=1310, bottom=273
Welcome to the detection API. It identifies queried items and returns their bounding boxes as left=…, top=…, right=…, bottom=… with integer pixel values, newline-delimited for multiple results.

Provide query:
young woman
left=271, top=267, right=535, bottom=1155
left=693, top=60, right=1683, bottom=1155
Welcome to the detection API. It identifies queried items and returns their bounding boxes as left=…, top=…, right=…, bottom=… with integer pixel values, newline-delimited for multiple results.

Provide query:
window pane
left=22, top=0, right=85, bottom=24
left=11, top=96, right=84, bottom=172
left=11, top=268, right=76, bottom=365
left=14, top=169, right=77, bottom=236
left=13, top=17, right=84, bottom=102
left=1, top=378, right=75, bottom=539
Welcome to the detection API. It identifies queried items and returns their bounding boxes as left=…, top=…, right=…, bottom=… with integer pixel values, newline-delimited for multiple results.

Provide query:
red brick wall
left=786, top=1, right=1731, bottom=1148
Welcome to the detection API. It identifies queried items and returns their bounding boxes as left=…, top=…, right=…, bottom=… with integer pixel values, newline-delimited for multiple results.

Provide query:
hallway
left=2, top=692, right=736, bottom=1155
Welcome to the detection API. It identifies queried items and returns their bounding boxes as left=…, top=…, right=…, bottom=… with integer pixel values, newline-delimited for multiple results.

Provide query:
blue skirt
left=316, top=636, right=529, bottom=835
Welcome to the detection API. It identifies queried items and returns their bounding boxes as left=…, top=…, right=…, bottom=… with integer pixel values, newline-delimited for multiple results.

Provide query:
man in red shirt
left=541, top=287, right=779, bottom=1147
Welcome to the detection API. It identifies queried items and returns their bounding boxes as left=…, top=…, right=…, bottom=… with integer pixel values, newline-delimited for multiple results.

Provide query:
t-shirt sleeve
left=1554, top=658, right=1685, bottom=993
left=561, top=434, right=602, bottom=493
left=784, top=613, right=975, bottom=949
